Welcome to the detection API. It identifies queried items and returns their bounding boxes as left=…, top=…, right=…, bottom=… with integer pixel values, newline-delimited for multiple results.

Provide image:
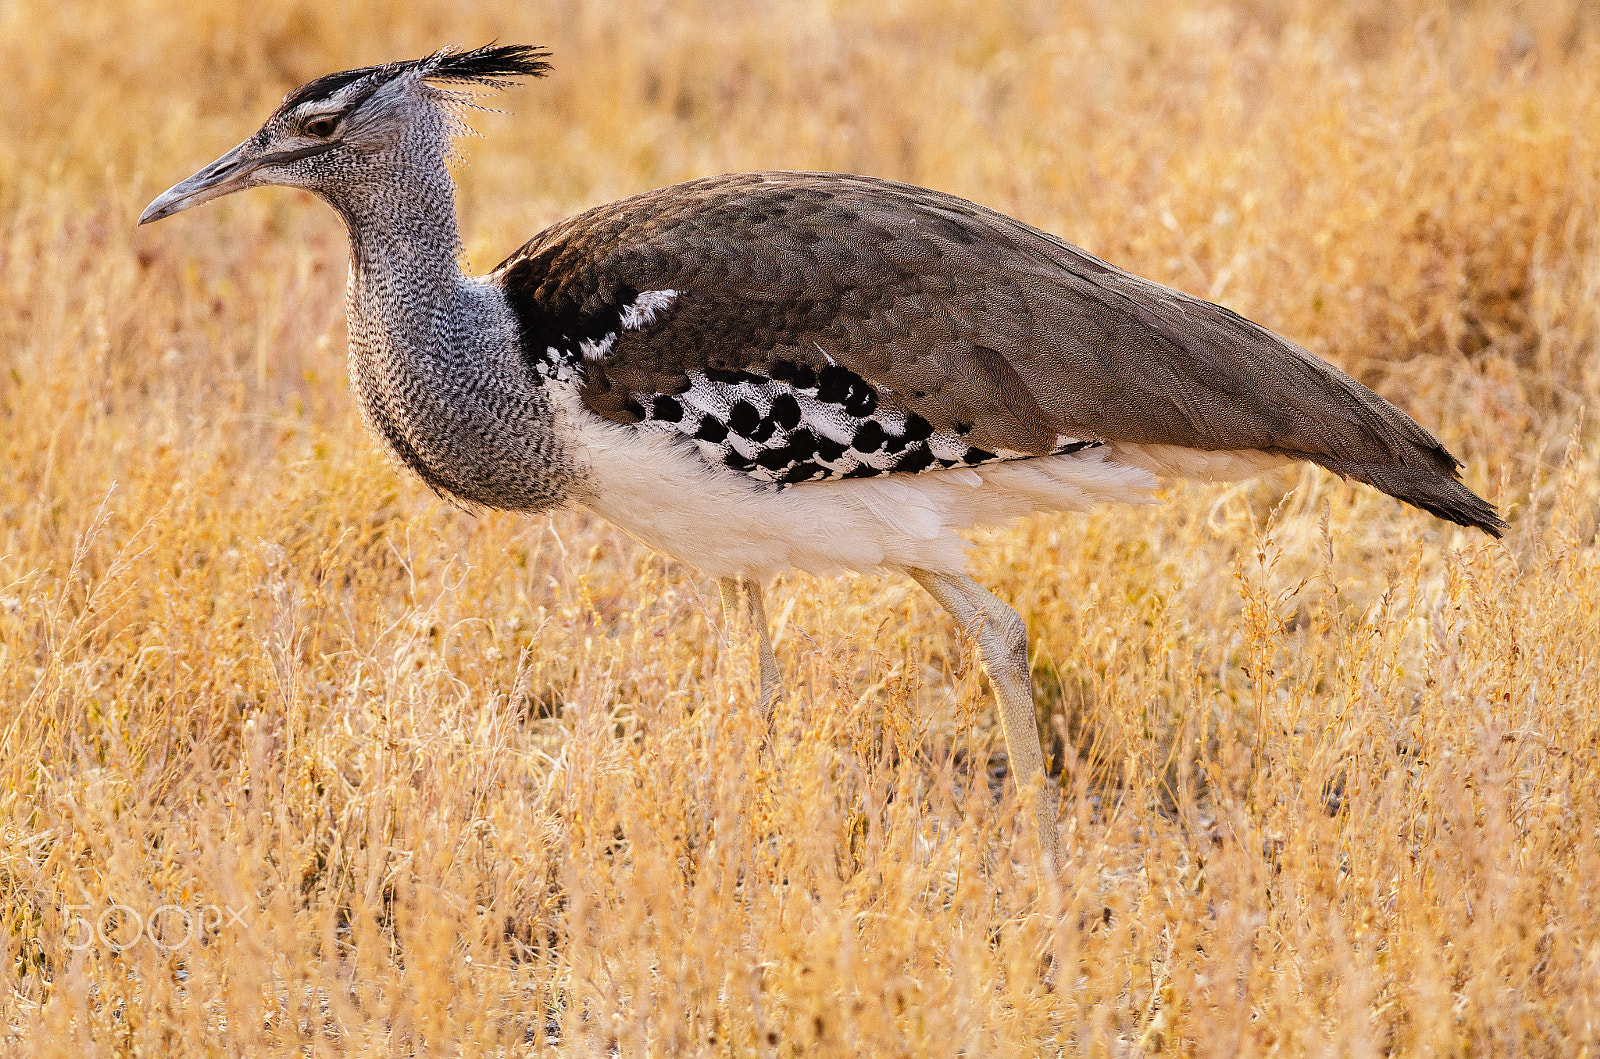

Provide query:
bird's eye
left=304, top=116, right=339, bottom=138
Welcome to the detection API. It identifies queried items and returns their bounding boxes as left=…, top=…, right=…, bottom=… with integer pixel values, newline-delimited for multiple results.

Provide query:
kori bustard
left=140, top=45, right=1504, bottom=864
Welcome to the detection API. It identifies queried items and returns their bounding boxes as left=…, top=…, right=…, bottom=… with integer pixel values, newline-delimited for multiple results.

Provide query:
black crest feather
left=424, top=43, right=553, bottom=87
left=282, top=44, right=550, bottom=110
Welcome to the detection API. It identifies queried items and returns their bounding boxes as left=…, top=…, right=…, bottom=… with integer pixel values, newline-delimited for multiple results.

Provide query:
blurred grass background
left=2, top=0, right=1598, bottom=1054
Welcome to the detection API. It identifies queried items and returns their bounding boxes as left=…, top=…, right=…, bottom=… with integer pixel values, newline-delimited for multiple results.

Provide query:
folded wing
left=494, top=171, right=1504, bottom=535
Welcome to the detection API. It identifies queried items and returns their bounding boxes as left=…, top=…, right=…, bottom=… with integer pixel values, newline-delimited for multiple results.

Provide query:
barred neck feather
left=321, top=112, right=578, bottom=512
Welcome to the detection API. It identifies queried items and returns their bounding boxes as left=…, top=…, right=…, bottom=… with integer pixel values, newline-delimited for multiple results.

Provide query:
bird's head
left=139, top=44, right=550, bottom=225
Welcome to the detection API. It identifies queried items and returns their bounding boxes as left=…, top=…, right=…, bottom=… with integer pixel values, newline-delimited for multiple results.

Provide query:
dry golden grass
left=2, top=0, right=1598, bottom=1054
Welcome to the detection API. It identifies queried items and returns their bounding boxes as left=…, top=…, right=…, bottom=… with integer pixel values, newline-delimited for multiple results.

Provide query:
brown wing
left=495, top=171, right=1503, bottom=534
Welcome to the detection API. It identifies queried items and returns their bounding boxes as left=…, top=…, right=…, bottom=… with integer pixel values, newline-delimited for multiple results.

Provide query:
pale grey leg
left=718, top=577, right=742, bottom=633
left=720, top=577, right=781, bottom=716
left=909, top=568, right=1061, bottom=867
left=745, top=580, right=781, bottom=713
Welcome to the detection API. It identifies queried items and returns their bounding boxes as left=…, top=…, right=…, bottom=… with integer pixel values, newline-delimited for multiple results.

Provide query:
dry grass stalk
left=2, top=0, right=1597, bottom=1054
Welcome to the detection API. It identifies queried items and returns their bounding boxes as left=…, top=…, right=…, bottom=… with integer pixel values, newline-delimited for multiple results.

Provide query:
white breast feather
left=558, top=394, right=1167, bottom=579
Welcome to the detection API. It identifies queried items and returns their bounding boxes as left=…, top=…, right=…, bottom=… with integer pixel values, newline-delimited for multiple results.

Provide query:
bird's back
left=492, top=171, right=1502, bottom=536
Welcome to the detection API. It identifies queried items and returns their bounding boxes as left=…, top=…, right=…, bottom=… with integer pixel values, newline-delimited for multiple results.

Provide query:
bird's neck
left=321, top=147, right=580, bottom=512
left=335, top=153, right=465, bottom=299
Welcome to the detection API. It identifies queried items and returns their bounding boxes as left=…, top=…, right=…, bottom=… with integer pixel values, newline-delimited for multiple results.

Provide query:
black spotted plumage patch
left=525, top=331, right=1098, bottom=485
left=630, top=361, right=1099, bottom=485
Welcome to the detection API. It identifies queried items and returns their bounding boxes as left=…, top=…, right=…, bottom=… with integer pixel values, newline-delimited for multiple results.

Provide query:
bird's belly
left=565, top=408, right=1161, bottom=581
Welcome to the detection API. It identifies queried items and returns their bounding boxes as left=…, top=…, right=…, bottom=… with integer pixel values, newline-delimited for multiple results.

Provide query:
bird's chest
left=344, top=278, right=578, bottom=511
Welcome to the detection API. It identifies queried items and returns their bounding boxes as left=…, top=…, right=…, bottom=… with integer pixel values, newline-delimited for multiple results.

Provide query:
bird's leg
left=745, top=581, right=782, bottom=714
left=719, top=577, right=781, bottom=717
left=909, top=569, right=1060, bottom=868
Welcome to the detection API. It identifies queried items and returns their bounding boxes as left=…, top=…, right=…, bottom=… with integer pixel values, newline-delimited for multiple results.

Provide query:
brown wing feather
left=495, top=172, right=1504, bottom=535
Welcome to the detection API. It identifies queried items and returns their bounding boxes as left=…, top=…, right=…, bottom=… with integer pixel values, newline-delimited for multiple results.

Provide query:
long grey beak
left=139, top=142, right=258, bottom=225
